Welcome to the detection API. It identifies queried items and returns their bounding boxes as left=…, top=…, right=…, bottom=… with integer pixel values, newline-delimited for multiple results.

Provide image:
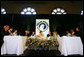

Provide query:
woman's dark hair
left=40, top=31, right=42, bottom=33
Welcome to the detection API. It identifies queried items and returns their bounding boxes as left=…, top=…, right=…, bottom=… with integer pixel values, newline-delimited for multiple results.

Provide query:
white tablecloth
left=57, top=36, right=83, bottom=56
left=1, top=36, right=27, bottom=55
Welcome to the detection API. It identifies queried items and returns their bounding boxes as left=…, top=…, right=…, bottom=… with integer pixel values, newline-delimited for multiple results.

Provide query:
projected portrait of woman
left=39, top=24, right=45, bottom=31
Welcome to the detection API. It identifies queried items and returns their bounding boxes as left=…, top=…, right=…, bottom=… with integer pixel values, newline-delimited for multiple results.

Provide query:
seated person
left=13, top=29, right=18, bottom=36
left=1, top=25, right=10, bottom=47
left=47, top=31, right=52, bottom=40
left=47, top=31, right=51, bottom=37
left=37, top=31, right=44, bottom=38
left=66, top=30, right=71, bottom=36
left=31, top=31, right=36, bottom=38
left=75, top=27, right=80, bottom=36
left=25, top=30, right=30, bottom=37
left=2, top=25, right=10, bottom=36
left=8, top=27, right=13, bottom=35
left=70, top=29, right=76, bottom=37
left=70, top=29, right=75, bottom=35
left=53, top=31, right=60, bottom=39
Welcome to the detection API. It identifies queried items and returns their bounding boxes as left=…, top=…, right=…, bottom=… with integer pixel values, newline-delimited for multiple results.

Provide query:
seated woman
left=47, top=31, right=52, bottom=40
left=53, top=31, right=60, bottom=39
left=25, top=30, right=30, bottom=37
left=66, top=30, right=71, bottom=36
left=47, top=31, right=51, bottom=37
left=37, top=31, right=44, bottom=38
left=31, top=31, right=36, bottom=38
left=70, top=29, right=76, bottom=37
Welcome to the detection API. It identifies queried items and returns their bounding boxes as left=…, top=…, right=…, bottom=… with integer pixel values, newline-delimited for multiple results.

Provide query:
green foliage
left=26, top=36, right=59, bottom=49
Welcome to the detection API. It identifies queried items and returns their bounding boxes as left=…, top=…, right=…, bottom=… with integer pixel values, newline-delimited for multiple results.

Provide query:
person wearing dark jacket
left=75, top=27, right=80, bottom=37
left=47, top=31, right=51, bottom=37
left=1, top=25, right=10, bottom=48
left=25, top=30, right=30, bottom=37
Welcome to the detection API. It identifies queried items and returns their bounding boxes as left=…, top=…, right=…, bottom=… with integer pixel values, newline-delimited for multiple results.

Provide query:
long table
left=57, top=36, right=83, bottom=56
left=1, top=36, right=27, bottom=55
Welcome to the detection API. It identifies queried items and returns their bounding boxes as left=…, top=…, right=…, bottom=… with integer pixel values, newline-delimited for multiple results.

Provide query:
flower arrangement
left=26, top=36, right=59, bottom=50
